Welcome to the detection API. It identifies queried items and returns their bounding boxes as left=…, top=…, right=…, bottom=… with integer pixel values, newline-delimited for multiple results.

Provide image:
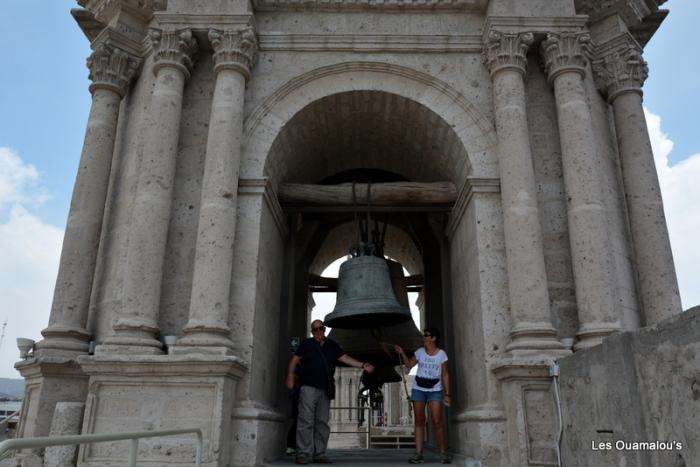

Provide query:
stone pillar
left=593, top=40, right=681, bottom=324
left=541, top=32, right=622, bottom=349
left=103, top=29, right=197, bottom=353
left=482, top=31, right=566, bottom=353
left=177, top=27, right=257, bottom=354
left=35, top=43, right=140, bottom=357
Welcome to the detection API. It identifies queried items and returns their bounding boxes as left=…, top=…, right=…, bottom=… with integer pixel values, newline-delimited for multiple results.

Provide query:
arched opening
left=269, top=90, right=468, bottom=452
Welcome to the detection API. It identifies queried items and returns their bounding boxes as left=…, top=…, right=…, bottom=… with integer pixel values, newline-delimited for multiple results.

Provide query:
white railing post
left=128, top=438, right=138, bottom=466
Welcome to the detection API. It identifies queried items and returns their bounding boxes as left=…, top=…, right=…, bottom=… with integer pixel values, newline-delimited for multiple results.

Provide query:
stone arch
left=310, top=221, right=424, bottom=277
left=241, top=61, right=498, bottom=186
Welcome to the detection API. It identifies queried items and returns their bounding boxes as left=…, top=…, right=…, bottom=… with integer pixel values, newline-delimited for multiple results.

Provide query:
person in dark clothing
left=286, top=319, right=375, bottom=465
left=286, top=343, right=301, bottom=455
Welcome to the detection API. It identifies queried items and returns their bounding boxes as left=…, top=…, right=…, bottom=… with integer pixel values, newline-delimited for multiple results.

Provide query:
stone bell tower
left=13, top=0, right=683, bottom=466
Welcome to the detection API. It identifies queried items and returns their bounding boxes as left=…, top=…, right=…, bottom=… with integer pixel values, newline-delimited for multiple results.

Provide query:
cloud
left=0, top=148, right=63, bottom=378
left=645, top=108, right=700, bottom=310
left=0, top=147, right=50, bottom=211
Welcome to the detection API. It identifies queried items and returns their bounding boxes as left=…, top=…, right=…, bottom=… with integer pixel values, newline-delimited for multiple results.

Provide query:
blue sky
left=0, top=0, right=698, bottom=377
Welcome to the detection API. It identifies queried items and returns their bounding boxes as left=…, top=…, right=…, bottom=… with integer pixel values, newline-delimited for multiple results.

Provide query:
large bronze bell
left=324, top=255, right=412, bottom=329
left=328, top=258, right=423, bottom=373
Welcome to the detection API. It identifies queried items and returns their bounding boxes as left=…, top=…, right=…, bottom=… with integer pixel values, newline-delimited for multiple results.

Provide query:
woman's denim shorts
left=411, top=388, right=443, bottom=403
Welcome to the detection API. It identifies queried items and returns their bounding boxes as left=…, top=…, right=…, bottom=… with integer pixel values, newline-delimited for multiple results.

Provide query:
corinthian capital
left=148, top=28, right=199, bottom=79
left=592, top=41, right=648, bottom=102
left=482, top=31, right=534, bottom=77
left=209, top=27, right=258, bottom=80
left=541, top=31, right=593, bottom=83
left=87, top=42, right=141, bottom=97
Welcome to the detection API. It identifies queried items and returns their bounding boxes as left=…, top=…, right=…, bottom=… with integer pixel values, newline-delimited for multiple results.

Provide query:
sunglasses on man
left=312, top=326, right=326, bottom=332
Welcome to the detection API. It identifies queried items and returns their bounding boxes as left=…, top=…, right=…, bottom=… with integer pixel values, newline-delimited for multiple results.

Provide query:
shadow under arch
left=241, top=61, right=498, bottom=186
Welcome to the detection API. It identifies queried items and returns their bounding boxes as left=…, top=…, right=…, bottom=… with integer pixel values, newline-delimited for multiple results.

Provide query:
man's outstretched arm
left=338, top=354, right=375, bottom=373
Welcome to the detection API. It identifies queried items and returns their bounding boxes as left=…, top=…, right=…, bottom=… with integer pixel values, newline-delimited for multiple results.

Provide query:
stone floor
left=264, top=449, right=480, bottom=467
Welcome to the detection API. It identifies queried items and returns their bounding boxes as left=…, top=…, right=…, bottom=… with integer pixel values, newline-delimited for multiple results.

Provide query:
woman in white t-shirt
left=395, top=327, right=451, bottom=464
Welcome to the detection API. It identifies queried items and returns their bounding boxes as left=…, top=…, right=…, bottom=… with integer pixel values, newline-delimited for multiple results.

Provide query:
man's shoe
left=408, top=452, right=424, bottom=464
left=440, top=451, right=452, bottom=464
left=295, top=455, right=309, bottom=464
left=286, top=447, right=296, bottom=456
left=313, top=455, right=333, bottom=463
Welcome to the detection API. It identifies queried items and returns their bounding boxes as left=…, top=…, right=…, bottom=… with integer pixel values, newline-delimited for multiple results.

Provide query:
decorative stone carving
left=593, top=39, right=648, bottom=101
left=574, top=0, right=663, bottom=25
left=482, top=30, right=534, bottom=77
left=209, top=27, right=258, bottom=79
left=541, top=31, right=592, bottom=82
left=252, top=0, right=486, bottom=11
left=148, top=28, right=198, bottom=78
left=86, top=42, right=141, bottom=97
left=77, top=0, right=162, bottom=23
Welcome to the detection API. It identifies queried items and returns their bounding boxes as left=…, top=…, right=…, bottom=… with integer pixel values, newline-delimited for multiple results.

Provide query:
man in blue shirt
left=286, top=319, right=375, bottom=464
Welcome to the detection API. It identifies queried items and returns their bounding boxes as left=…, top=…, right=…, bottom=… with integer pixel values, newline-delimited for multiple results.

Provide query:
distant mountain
left=0, top=378, right=24, bottom=399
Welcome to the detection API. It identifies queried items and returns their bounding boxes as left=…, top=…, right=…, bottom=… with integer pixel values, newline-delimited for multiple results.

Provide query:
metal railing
left=0, top=428, right=203, bottom=467
left=0, top=411, right=20, bottom=434
left=329, top=405, right=372, bottom=448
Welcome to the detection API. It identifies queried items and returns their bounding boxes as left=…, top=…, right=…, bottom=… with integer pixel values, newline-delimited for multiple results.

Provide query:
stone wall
left=558, top=307, right=699, bottom=467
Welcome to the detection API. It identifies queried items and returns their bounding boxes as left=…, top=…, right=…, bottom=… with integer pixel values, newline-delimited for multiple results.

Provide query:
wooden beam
left=279, top=182, right=457, bottom=206
left=308, top=273, right=424, bottom=292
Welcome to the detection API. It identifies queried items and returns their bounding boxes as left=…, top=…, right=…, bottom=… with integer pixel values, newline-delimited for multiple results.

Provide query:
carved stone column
left=541, top=32, right=622, bottom=349
left=177, top=27, right=257, bottom=354
left=35, top=42, right=140, bottom=357
left=593, top=38, right=681, bottom=324
left=102, top=29, right=197, bottom=353
left=483, top=31, right=566, bottom=353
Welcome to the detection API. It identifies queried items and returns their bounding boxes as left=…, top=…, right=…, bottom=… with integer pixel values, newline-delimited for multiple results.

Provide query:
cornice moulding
left=257, top=33, right=482, bottom=53
left=71, top=8, right=105, bottom=42
left=154, top=13, right=254, bottom=30
left=574, top=0, right=665, bottom=26
left=252, top=0, right=487, bottom=12
left=447, top=176, right=500, bottom=239
left=92, top=24, right=146, bottom=57
left=77, top=0, right=164, bottom=23
left=575, top=0, right=667, bottom=47
left=238, top=178, right=288, bottom=238
left=483, top=16, right=589, bottom=37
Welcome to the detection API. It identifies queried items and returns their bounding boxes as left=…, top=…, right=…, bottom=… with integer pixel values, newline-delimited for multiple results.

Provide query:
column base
left=34, top=326, right=91, bottom=358
left=506, top=322, right=569, bottom=355
left=574, top=323, right=621, bottom=350
left=99, top=328, right=163, bottom=355
left=492, top=362, right=560, bottom=466
left=174, top=328, right=235, bottom=355
left=230, top=401, right=286, bottom=467
left=451, top=403, right=508, bottom=467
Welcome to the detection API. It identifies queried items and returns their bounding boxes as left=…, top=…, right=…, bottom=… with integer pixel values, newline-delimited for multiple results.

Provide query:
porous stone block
left=44, top=402, right=85, bottom=467
left=76, top=355, right=246, bottom=467
left=558, top=307, right=700, bottom=467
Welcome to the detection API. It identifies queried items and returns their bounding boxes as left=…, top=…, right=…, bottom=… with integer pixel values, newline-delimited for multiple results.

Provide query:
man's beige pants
left=296, top=385, right=331, bottom=460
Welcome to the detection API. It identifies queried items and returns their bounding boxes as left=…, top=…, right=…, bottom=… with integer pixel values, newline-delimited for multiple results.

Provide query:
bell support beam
left=278, top=181, right=457, bottom=206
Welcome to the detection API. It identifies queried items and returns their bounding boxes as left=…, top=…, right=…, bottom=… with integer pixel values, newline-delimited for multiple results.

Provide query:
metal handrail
left=0, top=410, right=20, bottom=433
left=0, top=428, right=203, bottom=467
